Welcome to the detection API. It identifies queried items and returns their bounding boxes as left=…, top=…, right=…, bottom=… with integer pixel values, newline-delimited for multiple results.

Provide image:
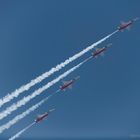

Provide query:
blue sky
left=0, top=0, right=140, bottom=139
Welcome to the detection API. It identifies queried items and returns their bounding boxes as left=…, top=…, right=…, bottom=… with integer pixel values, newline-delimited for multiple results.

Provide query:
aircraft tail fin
left=75, top=76, right=80, bottom=80
left=49, top=108, right=55, bottom=112
left=106, top=43, right=112, bottom=48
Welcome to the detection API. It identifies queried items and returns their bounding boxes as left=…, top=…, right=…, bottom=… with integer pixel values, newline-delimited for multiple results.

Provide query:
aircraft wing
left=126, top=25, right=131, bottom=30
left=37, top=115, right=41, bottom=118
left=100, top=52, right=104, bottom=56
left=68, top=85, right=73, bottom=89
left=62, top=81, right=69, bottom=84
left=121, top=21, right=127, bottom=25
left=95, top=47, right=100, bottom=51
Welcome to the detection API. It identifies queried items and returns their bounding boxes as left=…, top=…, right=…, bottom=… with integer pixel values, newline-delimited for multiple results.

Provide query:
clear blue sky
left=0, top=0, right=140, bottom=139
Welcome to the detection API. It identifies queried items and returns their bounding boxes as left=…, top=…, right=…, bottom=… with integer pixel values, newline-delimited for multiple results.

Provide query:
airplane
left=60, top=76, right=80, bottom=91
left=118, top=17, right=139, bottom=31
left=35, top=108, right=55, bottom=123
left=92, top=43, right=112, bottom=58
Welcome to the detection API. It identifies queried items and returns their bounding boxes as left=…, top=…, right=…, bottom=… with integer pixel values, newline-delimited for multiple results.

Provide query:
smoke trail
left=0, top=30, right=118, bottom=107
left=0, top=94, right=52, bottom=134
left=9, top=122, right=35, bottom=140
left=0, top=57, right=91, bottom=121
left=0, top=56, right=92, bottom=133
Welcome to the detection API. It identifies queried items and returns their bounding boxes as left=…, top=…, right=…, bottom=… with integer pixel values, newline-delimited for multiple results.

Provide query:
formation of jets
left=14, top=18, right=138, bottom=137
left=35, top=17, right=139, bottom=123
left=39, top=17, right=139, bottom=122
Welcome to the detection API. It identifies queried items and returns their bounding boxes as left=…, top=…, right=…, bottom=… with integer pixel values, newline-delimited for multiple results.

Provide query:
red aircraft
left=35, top=108, right=55, bottom=123
left=92, top=43, right=112, bottom=58
left=60, top=76, right=80, bottom=91
left=118, top=18, right=139, bottom=31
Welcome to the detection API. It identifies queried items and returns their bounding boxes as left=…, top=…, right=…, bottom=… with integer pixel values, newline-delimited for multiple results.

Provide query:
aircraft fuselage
left=93, top=47, right=106, bottom=57
left=60, top=80, right=74, bottom=90
left=118, top=21, right=132, bottom=31
left=35, top=113, right=49, bottom=123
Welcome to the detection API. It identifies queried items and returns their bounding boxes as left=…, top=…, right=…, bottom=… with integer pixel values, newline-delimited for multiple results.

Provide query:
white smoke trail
left=0, top=30, right=118, bottom=107
left=0, top=57, right=91, bottom=134
left=0, top=57, right=91, bottom=121
left=9, top=122, right=35, bottom=140
left=0, top=94, right=52, bottom=134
